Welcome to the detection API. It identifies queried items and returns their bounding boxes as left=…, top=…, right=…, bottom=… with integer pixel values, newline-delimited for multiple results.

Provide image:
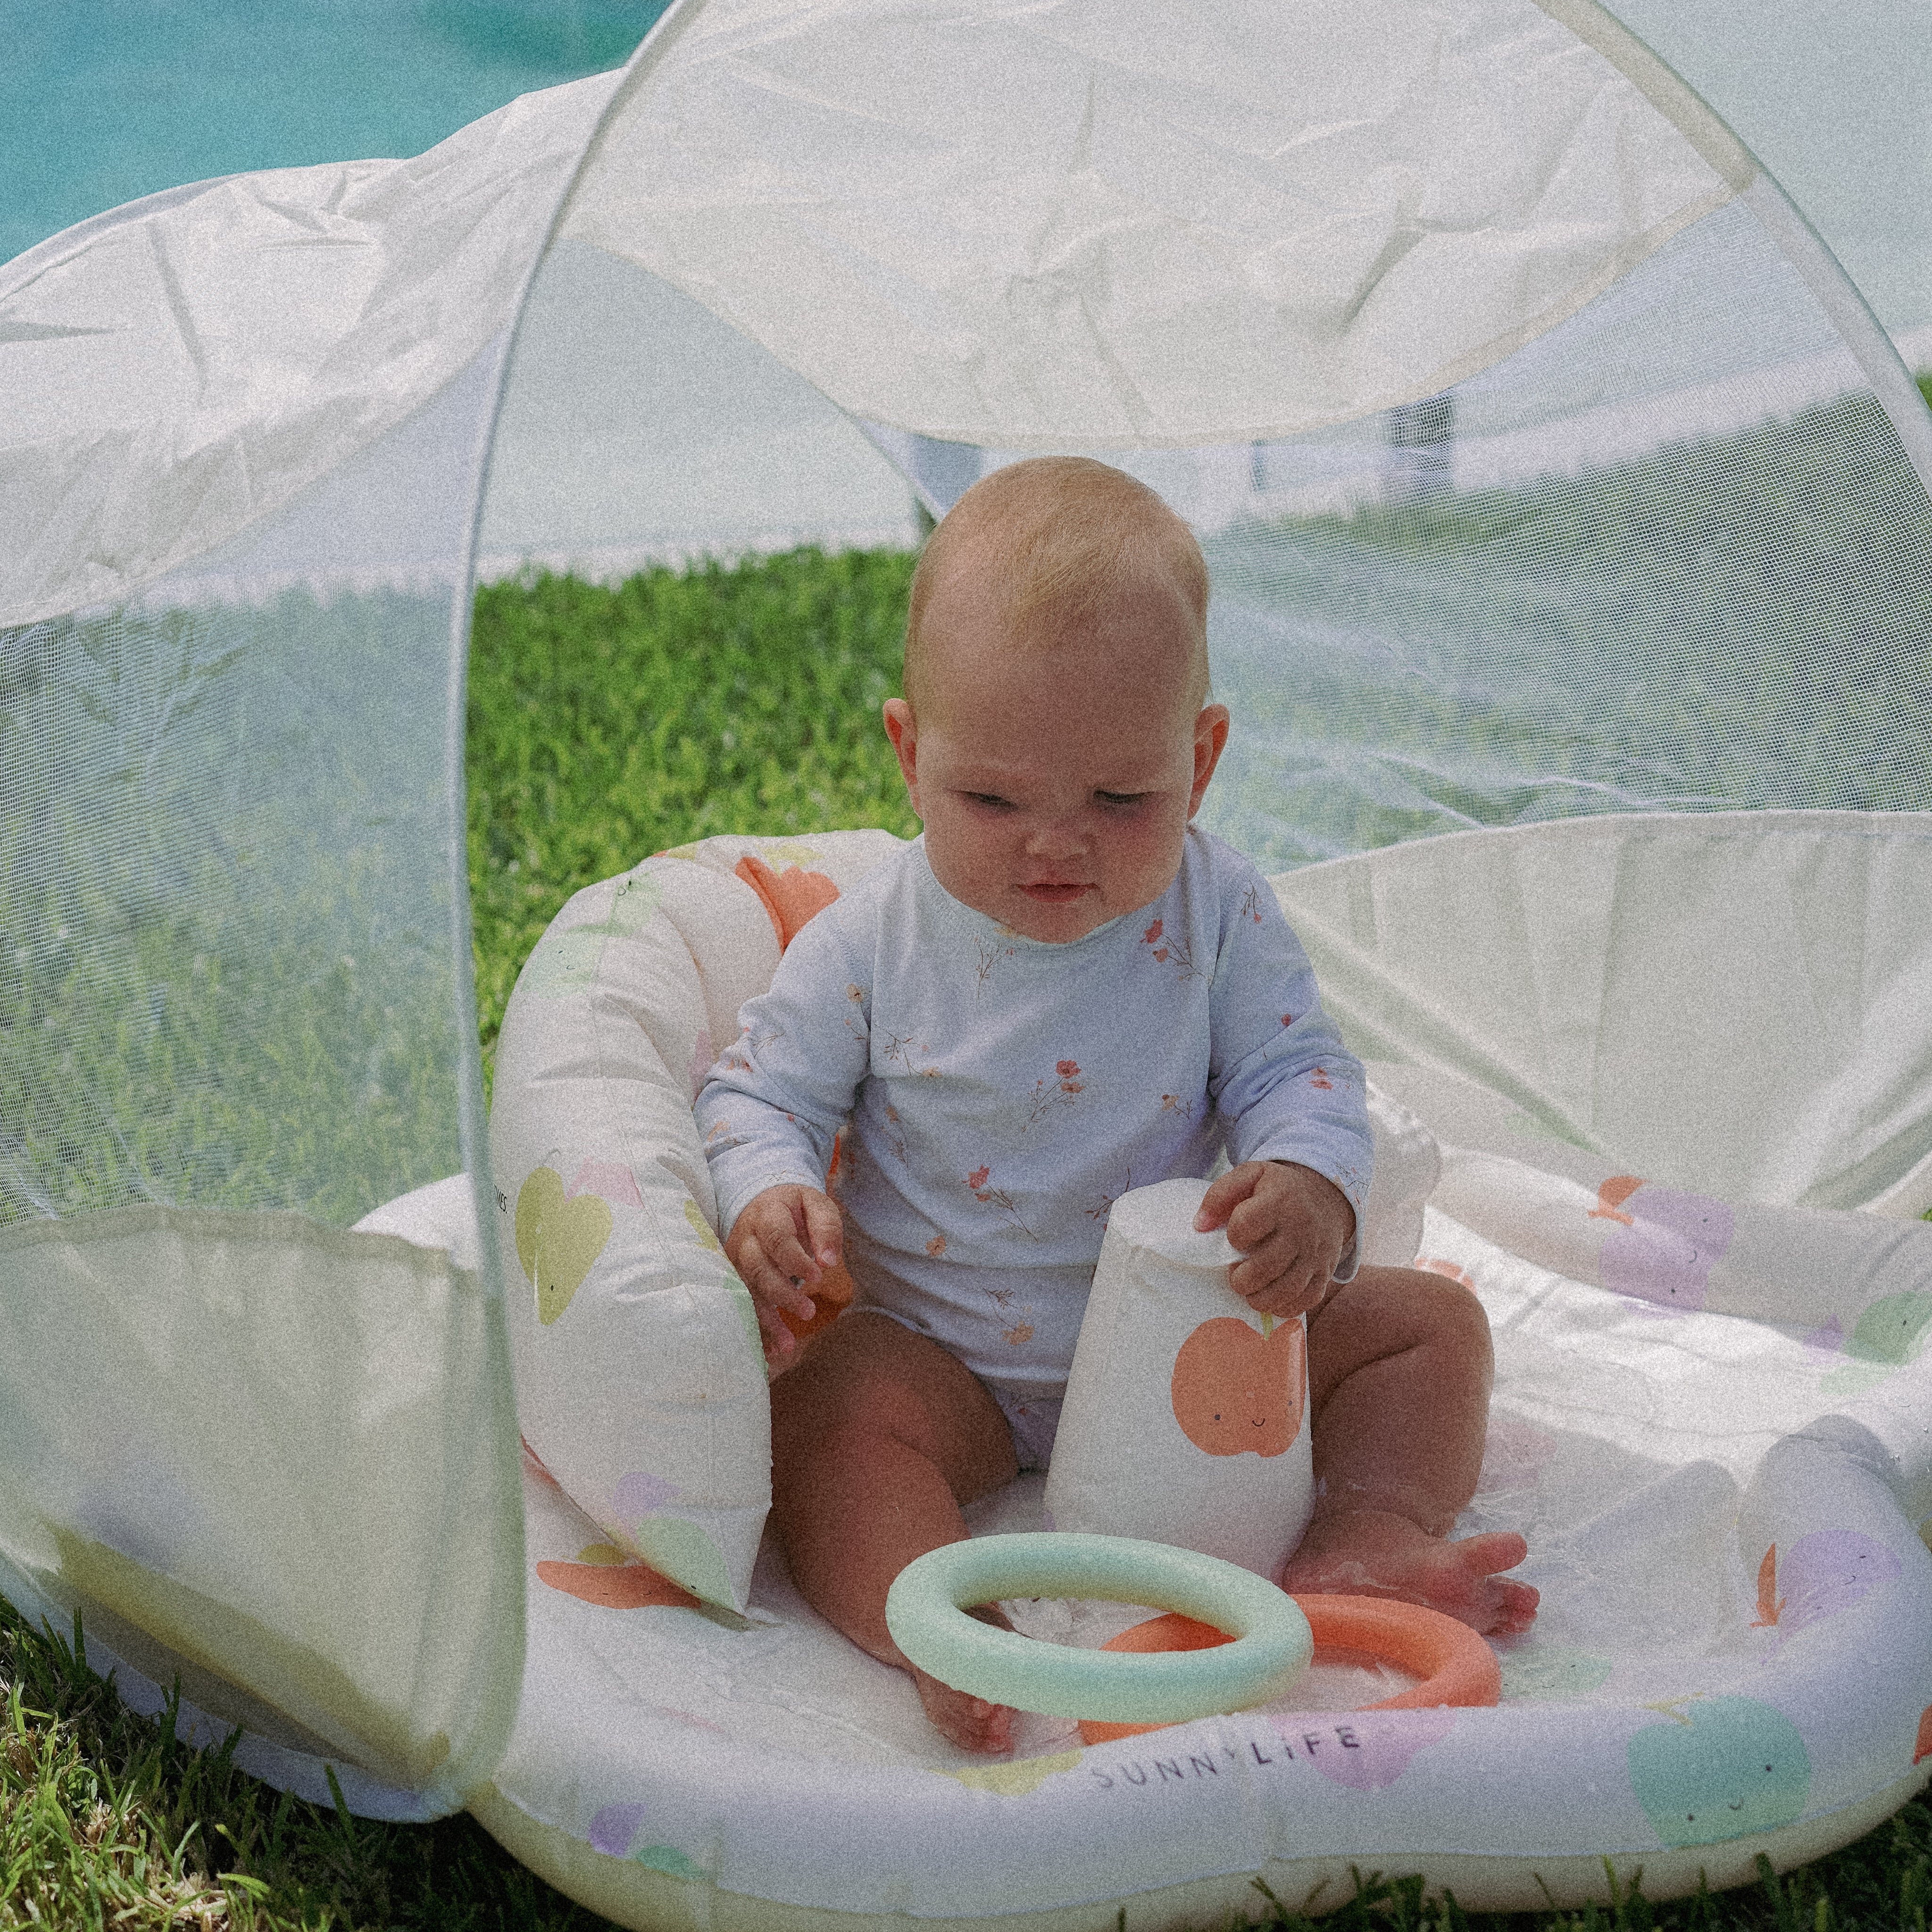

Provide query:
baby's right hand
left=724, top=1185, right=844, bottom=1366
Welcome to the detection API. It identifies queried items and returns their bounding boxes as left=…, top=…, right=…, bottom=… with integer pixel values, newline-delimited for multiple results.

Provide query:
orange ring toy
left=1078, top=1595, right=1499, bottom=1745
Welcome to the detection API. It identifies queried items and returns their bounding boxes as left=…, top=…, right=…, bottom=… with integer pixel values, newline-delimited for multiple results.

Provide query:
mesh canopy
left=1, top=330, right=498, bottom=1228
left=1603, top=0, right=1932, bottom=344
left=1, top=0, right=1930, bottom=1823
left=868, top=192, right=1932, bottom=866
left=1201, top=195, right=1932, bottom=866
left=0, top=294, right=523, bottom=1815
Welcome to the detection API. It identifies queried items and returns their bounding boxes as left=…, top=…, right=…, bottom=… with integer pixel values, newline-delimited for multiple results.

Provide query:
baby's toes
left=1488, top=1577, right=1540, bottom=1636
left=954, top=1693, right=1014, bottom=1754
left=1454, top=1530, right=1530, bottom=1576
left=1436, top=1532, right=1537, bottom=1634
left=914, top=1670, right=1014, bottom=1754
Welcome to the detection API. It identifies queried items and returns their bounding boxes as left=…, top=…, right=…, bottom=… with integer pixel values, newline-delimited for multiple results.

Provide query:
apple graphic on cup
left=1170, top=1315, right=1306, bottom=1457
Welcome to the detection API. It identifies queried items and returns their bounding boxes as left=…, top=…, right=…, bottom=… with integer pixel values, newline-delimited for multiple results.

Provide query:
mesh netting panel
left=1192, top=199, right=1932, bottom=869
left=0, top=589, right=467, bottom=1229
left=871, top=197, right=1932, bottom=873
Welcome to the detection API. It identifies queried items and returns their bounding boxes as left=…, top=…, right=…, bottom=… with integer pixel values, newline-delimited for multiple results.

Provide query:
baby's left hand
left=1193, top=1160, right=1355, bottom=1319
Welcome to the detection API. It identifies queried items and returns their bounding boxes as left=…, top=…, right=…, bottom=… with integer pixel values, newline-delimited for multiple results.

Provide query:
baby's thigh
left=770, top=1309, right=1018, bottom=1504
left=1305, top=1265, right=1494, bottom=1413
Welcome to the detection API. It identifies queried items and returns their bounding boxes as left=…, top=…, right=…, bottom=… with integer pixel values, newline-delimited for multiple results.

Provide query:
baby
left=696, top=457, right=1536, bottom=1753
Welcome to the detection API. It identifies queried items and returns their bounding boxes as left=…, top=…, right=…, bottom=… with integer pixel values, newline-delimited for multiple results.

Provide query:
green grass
left=466, top=550, right=920, bottom=1100
left=0, top=1607, right=606, bottom=1931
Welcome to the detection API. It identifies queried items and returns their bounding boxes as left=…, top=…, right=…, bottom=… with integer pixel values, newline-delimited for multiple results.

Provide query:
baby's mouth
left=1022, top=882, right=1090, bottom=904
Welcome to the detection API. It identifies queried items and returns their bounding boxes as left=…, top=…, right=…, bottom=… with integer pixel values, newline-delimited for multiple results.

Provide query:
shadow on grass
left=0, top=1595, right=605, bottom=1931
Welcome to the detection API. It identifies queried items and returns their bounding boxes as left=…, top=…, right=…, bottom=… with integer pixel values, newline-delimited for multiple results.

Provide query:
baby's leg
left=1282, top=1266, right=1538, bottom=1636
left=769, top=1310, right=1021, bottom=1751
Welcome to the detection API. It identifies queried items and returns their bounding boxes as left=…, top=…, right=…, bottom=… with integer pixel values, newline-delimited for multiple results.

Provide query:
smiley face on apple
left=1170, top=1315, right=1306, bottom=1457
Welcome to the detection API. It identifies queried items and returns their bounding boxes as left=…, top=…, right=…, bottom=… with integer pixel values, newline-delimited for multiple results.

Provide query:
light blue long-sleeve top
left=695, top=828, right=1373, bottom=1391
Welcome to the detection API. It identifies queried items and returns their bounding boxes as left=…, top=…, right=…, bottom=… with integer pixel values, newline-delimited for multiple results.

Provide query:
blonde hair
left=903, top=457, right=1209, bottom=714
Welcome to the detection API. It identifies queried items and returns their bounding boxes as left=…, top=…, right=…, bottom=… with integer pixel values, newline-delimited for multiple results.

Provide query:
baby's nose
left=1024, top=816, right=1088, bottom=855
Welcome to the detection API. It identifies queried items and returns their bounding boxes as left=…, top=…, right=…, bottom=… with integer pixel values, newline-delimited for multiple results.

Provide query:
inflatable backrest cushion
left=1357, top=1082, right=1442, bottom=1268
left=488, top=831, right=907, bottom=1610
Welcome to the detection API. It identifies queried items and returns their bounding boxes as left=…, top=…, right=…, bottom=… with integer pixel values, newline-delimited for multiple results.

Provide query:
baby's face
left=885, top=566, right=1228, bottom=943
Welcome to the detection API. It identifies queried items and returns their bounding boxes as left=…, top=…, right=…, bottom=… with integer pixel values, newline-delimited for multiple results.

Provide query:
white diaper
left=988, top=1384, right=1065, bottom=1473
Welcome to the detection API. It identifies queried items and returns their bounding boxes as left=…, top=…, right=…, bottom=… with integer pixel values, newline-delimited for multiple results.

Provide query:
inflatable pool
left=443, top=821, right=1932, bottom=1927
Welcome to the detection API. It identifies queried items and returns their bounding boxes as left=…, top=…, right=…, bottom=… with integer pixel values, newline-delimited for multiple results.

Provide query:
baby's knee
left=1331, top=1262, right=1493, bottom=1366
left=1391, top=1263, right=1493, bottom=1370
left=771, top=1351, right=900, bottom=1463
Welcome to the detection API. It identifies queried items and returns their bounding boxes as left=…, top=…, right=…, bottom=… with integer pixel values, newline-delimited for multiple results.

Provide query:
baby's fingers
left=1229, top=1229, right=1334, bottom=1312
left=799, top=1190, right=844, bottom=1272
left=1194, top=1163, right=1263, bottom=1233
left=754, top=1199, right=830, bottom=1291
left=749, top=1240, right=818, bottom=1320
left=1234, top=1261, right=1329, bottom=1320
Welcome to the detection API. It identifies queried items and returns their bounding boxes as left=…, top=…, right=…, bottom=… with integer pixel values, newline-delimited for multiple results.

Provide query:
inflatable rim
left=474, top=826, right=1932, bottom=1928
left=469, top=1773, right=1932, bottom=1932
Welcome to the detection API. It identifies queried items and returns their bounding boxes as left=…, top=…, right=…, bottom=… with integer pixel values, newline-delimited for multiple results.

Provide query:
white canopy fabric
left=564, top=0, right=1743, bottom=448
left=0, top=72, right=618, bottom=628
left=0, top=0, right=1767, bottom=626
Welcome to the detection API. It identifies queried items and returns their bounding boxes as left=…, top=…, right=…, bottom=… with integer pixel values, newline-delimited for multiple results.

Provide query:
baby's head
left=884, top=458, right=1228, bottom=944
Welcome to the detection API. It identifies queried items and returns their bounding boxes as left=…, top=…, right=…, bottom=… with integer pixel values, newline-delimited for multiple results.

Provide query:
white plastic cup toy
left=1045, top=1175, right=1315, bottom=1581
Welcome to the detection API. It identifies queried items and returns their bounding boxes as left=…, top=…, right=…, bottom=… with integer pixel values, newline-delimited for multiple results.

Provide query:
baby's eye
left=963, top=792, right=1015, bottom=810
left=1097, top=791, right=1148, bottom=808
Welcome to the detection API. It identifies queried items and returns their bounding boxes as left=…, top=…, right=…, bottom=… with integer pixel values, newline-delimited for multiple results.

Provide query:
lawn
left=8, top=418, right=1932, bottom=1925
left=465, top=547, right=921, bottom=1102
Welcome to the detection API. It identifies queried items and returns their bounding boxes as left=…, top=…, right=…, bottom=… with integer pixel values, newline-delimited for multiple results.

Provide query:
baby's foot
left=906, top=1601, right=1016, bottom=1753
left=910, top=1664, right=1016, bottom=1753
left=1281, top=1507, right=1539, bottom=1637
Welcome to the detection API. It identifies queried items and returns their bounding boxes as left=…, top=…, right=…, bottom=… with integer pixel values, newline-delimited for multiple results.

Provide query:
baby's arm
left=1203, top=859, right=1374, bottom=1315
left=695, top=918, right=870, bottom=1366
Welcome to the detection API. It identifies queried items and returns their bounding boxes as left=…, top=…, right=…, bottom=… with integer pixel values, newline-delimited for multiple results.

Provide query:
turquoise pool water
left=1, top=0, right=668, bottom=267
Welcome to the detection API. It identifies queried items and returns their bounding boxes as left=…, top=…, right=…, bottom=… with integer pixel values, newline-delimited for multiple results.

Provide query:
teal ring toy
left=884, top=1532, right=1313, bottom=1724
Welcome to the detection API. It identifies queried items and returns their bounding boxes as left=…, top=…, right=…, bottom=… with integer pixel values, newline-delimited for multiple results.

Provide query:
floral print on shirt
left=973, top=934, right=1017, bottom=999
left=1020, top=1058, right=1086, bottom=1131
left=1141, top=916, right=1199, bottom=980
left=966, top=1164, right=1035, bottom=1239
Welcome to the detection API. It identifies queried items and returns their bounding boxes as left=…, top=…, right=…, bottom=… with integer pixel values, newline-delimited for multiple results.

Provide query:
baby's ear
left=883, top=699, right=922, bottom=804
left=1189, top=703, right=1230, bottom=811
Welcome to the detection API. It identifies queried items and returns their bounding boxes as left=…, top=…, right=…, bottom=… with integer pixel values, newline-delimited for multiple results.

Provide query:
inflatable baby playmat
left=432, top=817, right=1932, bottom=1931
